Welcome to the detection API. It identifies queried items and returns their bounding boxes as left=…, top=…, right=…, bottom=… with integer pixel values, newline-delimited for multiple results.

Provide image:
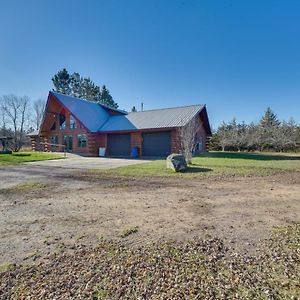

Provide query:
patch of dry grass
left=0, top=263, right=11, bottom=273
left=120, top=226, right=139, bottom=238
left=0, top=182, right=48, bottom=194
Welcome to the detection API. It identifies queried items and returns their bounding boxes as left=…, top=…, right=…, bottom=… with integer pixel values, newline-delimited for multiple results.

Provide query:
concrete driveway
left=0, top=154, right=150, bottom=189
left=25, top=153, right=150, bottom=170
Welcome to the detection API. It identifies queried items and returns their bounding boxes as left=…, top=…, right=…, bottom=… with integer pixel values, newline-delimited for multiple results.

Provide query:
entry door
left=63, top=135, right=73, bottom=152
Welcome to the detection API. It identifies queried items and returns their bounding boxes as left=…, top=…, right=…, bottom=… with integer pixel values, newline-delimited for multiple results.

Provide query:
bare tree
left=0, top=101, right=7, bottom=130
left=32, top=98, right=46, bottom=130
left=217, top=122, right=232, bottom=151
left=271, top=120, right=298, bottom=152
left=245, top=123, right=261, bottom=151
left=178, top=117, right=200, bottom=164
left=0, top=95, right=30, bottom=151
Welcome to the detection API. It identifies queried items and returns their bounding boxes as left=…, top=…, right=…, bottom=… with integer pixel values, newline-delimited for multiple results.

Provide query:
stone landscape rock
left=166, top=153, right=187, bottom=172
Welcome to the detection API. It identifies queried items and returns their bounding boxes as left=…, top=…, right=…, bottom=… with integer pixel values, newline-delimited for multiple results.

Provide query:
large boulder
left=166, top=153, right=188, bottom=172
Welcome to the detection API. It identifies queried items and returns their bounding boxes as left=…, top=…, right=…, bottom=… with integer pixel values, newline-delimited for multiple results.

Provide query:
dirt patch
left=1, top=224, right=300, bottom=299
left=0, top=170, right=300, bottom=266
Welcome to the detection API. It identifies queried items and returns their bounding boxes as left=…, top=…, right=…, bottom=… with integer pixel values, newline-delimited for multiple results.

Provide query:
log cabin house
left=28, top=91, right=211, bottom=157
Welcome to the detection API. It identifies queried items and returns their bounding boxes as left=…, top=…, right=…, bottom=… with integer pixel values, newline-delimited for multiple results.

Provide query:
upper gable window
left=59, top=114, right=66, bottom=130
left=50, top=121, right=56, bottom=131
left=70, top=115, right=77, bottom=129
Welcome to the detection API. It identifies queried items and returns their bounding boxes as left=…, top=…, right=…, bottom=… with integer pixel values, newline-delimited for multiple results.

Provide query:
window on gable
left=70, top=115, right=77, bottom=129
left=59, top=114, right=66, bottom=130
left=77, top=134, right=87, bottom=148
left=50, top=121, right=56, bottom=131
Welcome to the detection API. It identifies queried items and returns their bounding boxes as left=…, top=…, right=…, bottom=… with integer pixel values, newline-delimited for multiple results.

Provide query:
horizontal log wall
left=130, top=132, right=142, bottom=157
left=171, top=129, right=181, bottom=153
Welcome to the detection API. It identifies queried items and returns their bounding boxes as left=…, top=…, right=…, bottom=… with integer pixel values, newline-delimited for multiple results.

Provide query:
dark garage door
left=107, top=133, right=131, bottom=157
left=142, top=131, right=171, bottom=157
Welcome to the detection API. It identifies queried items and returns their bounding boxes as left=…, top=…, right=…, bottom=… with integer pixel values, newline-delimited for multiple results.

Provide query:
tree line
left=210, top=107, right=300, bottom=152
left=52, top=68, right=118, bottom=109
left=0, top=95, right=45, bottom=151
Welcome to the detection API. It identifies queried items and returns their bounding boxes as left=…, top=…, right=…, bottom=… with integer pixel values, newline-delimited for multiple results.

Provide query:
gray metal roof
left=99, top=105, right=205, bottom=132
left=27, top=130, right=39, bottom=136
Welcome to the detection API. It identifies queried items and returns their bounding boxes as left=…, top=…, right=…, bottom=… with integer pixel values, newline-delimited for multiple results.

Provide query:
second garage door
left=107, top=133, right=131, bottom=157
left=142, top=131, right=171, bottom=157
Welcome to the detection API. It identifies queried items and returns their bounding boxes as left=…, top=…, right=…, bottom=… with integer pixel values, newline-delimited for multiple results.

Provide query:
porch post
left=31, top=137, right=36, bottom=152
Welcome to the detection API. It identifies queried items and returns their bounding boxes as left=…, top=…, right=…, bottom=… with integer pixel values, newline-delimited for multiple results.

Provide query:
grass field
left=0, top=151, right=64, bottom=165
left=102, top=151, right=300, bottom=177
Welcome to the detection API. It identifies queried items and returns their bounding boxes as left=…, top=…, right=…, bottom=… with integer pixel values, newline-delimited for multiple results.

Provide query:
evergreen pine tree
left=99, top=85, right=118, bottom=108
left=52, top=68, right=71, bottom=94
left=81, top=78, right=100, bottom=101
left=260, top=107, right=280, bottom=128
left=259, top=107, right=280, bottom=150
left=70, top=72, right=82, bottom=98
left=51, top=69, right=119, bottom=109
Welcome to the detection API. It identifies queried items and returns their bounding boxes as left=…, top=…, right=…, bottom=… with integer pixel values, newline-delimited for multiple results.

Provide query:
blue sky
left=0, top=0, right=299, bottom=127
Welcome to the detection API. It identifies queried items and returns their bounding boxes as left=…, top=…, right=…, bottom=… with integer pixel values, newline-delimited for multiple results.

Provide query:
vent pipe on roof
left=141, top=102, right=144, bottom=111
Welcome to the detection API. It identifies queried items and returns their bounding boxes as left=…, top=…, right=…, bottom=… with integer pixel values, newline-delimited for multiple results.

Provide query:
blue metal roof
left=51, top=92, right=111, bottom=132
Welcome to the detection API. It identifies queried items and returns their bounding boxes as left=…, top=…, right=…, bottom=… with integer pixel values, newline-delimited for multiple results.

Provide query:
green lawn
left=0, top=151, right=64, bottom=165
left=102, top=151, right=300, bottom=178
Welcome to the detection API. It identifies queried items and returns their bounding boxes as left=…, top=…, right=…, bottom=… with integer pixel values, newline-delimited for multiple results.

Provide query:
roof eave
left=98, top=126, right=178, bottom=134
left=50, top=91, right=128, bottom=115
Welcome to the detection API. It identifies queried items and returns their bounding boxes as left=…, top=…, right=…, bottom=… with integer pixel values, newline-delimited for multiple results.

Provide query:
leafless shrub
left=178, top=117, right=200, bottom=164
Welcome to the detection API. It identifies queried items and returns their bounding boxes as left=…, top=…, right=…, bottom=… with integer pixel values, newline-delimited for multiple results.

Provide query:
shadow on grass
left=12, top=153, right=31, bottom=157
left=203, top=152, right=300, bottom=161
left=183, top=167, right=213, bottom=173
